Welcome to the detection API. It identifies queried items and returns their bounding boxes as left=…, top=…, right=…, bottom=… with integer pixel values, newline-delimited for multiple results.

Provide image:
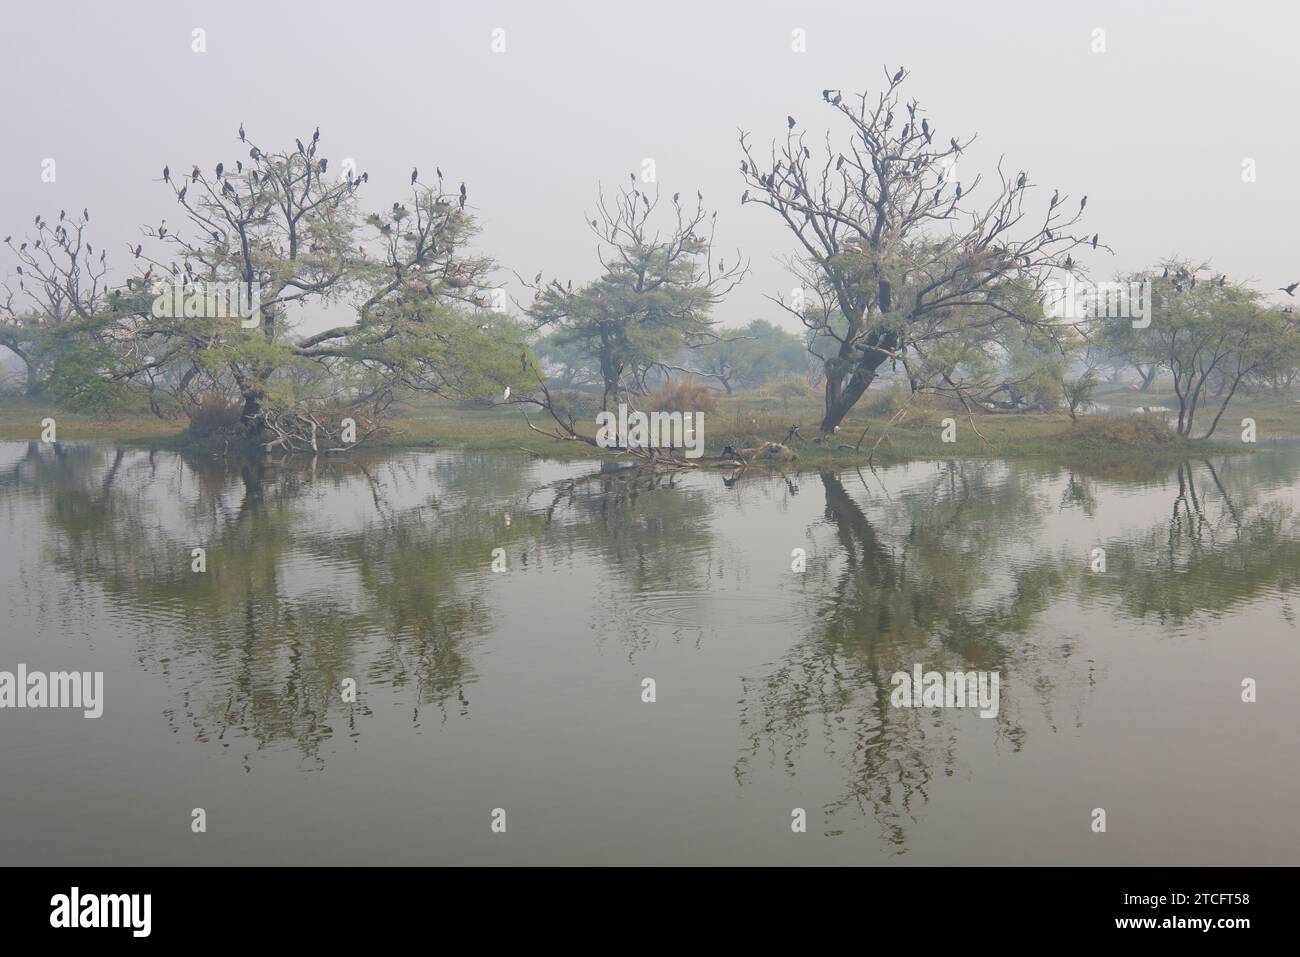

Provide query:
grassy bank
left=1, top=384, right=1296, bottom=465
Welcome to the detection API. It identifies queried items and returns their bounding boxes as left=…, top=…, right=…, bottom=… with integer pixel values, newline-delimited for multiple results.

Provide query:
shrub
left=187, top=393, right=244, bottom=439
left=645, top=380, right=720, bottom=415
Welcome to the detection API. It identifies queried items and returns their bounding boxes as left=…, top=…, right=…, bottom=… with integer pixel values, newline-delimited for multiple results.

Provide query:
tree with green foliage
left=2, top=128, right=533, bottom=451
left=1112, top=261, right=1299, bottom=438
left=689, top=318, right=806, bottom=393
left=524, top=182, right=745, bottom=413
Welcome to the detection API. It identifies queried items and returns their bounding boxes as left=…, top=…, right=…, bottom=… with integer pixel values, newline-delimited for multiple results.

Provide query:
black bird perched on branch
left=892, top=67, right=905, bottom=83
left=411, top=167, right=418, bottom=185
left=950, top=137, right=961, bottom=153
left=741, top=190, right=749, bottom=203
left=178, top=185, right=187, bottom=202
left=1080, top=195, right=1087, bottom=210
left=319, top=158, right=327, bottom=174
left=1016, top=171, right=1026, bottom=189
left=921, top=118, right=931, bottom=142
left=250, top=147, right=261, bottom=161
left=215, top=162, right=223, bottom=179
left=1281, top=282, right=1299, bottom=296
left=296, top=138, right=306, bottom=154
left=163, top=166, right=170, bottom=183
left=133, top=244, right=142, bottom=257
left=459, top=183, right=467, bottom=208
left=239, top=123, right=245, bottom=142
left=1091, top=233, right=1098, bottom=249
left=313, top=126, right=320, bottom=144
left=191, top=165, right=200, bottom=183
left=1050, top=189, right=1059, bottom=207
left=787, top=115, right=796, bottom=129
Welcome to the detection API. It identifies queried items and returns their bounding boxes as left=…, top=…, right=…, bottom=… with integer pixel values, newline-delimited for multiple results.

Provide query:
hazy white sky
left=1, top=0, right=1296, bottom=334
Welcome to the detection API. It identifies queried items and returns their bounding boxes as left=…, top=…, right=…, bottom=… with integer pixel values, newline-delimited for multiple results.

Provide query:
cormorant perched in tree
left=787, top=115, right=796, bottom=129
left=411, top=167, right=418, bottom=185
left=892, top=67, right=905, bottom=83
left=1016, top=171, right=1026, bottom=189
left=163, top=166, right=170, bottom=183
left=1091, top=234, right=1098, bottom=249
left=215, top=162, right=223, bottom=179
left=1050, top=189, right=1059, bottom=207
left=239, top=123, right=245, bottom=142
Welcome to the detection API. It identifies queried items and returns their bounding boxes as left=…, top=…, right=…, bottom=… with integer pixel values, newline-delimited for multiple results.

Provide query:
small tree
left=525, top=182, right=745, bottom=413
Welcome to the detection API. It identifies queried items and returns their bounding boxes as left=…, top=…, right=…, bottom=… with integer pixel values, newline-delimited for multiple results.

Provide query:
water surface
left=1, top=441, right=1297, bottom=864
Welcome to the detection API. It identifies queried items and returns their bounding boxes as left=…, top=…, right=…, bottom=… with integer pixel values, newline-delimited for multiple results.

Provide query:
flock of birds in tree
left=3, top=107, right=1298, bottom=317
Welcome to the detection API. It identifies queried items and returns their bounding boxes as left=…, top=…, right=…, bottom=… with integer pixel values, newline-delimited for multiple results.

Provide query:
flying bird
left=1281, top=282, right=1299, bottom=296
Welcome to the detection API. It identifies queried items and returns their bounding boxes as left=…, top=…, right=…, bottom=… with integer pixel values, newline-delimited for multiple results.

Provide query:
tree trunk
left=819, top=329, right=897, bottom=432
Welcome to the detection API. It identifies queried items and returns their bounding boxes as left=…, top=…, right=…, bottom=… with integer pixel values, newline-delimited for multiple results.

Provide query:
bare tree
left=740, top=68, right=1101, bottom=433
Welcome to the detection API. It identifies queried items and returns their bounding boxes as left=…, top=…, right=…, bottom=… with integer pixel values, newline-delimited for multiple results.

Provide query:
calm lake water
left=2, top=440, right=1298, bottom=865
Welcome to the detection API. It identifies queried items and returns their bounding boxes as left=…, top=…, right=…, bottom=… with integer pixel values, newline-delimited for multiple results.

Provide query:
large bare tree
left=740, top=68, right=1101, bottom=433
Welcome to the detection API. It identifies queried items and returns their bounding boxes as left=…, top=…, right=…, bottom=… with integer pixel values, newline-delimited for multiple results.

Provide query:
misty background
left=1, top=0, right=1295, bottom=338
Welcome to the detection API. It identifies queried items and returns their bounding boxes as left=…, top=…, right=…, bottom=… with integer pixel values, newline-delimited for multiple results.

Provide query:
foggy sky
left=1, top=0, right=1296, bottom=337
